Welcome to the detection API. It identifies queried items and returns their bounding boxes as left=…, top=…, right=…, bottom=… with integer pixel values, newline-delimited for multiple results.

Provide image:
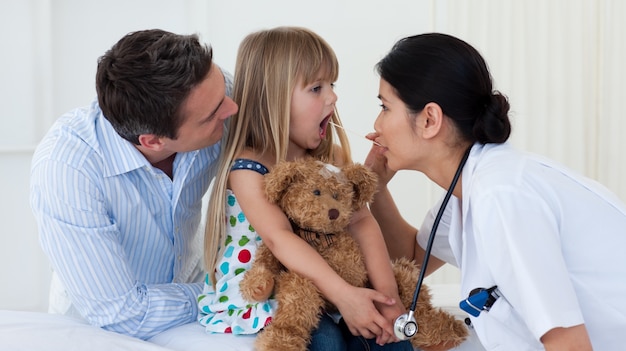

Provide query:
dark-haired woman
left=365, top=33, right=626, bottom=351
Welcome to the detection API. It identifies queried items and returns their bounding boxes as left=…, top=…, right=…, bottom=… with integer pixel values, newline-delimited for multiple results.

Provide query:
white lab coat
left=418, top=143, right=626, bottom=351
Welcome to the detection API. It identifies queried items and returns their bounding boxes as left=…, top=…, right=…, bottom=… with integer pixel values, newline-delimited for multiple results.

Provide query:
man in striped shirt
left=30, top=29, right=238, bottom=340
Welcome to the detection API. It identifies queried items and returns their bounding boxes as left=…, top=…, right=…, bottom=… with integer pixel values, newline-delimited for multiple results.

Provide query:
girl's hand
left=335, top=285, right=396, bottom=340
left=364, top=132, right=396, bottom=188
left=375, top=298, right=406, bottom=345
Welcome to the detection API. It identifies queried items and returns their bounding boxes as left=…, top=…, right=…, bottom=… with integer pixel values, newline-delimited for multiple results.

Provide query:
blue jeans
left=308, top=314, right=414, bottom=351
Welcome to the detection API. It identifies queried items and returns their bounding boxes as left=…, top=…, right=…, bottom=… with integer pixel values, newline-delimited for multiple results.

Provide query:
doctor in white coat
left=365, top=33, right=626, bottom=351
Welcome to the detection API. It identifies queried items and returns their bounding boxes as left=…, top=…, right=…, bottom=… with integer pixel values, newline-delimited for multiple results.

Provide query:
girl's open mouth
left=319, top=115, right=331, bottom=138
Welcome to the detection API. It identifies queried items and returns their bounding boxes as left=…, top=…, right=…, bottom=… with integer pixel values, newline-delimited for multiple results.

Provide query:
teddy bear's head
left=264, top=158, right=378, bottom=242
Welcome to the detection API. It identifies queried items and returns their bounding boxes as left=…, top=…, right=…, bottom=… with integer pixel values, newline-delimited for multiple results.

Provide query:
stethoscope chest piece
left=393, top=311, right=417, bottom=340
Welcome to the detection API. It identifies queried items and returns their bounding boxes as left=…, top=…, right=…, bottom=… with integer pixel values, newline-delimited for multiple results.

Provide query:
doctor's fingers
left=364, top=148, right=395, bottom=187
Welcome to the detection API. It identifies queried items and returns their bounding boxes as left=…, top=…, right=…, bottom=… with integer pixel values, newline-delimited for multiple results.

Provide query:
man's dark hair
left=96, top=29, right=213, bottom=144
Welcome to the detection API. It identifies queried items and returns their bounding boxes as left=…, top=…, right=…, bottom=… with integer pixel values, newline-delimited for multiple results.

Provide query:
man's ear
left=419, top=102, right=444, bottom=140
left=137, top=134, right=165, bottom=151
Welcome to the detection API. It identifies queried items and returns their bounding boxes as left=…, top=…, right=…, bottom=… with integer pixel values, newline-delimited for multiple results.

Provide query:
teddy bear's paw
left=240, top=267, right=275, bottom=302
left=412, top=335, right=468, bottom=351
left=255, top=326, right=309, bottom=351
left=415, top=341, right=465, bottom=351
left=410, top=311, right=469, bottom=351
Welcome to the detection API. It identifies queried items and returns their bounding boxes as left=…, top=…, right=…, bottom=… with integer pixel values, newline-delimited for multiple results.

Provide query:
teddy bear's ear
left=342, top=163, right=378, bottom=211
left=264, top=159, right=309, bottom=204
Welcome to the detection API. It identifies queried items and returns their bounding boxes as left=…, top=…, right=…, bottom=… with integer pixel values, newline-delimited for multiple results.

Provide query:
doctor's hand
left=364, top=132, right=396, bottom=189
left=334, top=285, right=397, bottom=340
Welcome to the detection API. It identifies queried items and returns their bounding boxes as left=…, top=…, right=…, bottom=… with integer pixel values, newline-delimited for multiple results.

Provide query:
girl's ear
left=419, top=102, right=444, bottom=140
left=137, top=134, right=165, bottom=151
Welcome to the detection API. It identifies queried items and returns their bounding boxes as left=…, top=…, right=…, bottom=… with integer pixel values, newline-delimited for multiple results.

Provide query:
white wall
left=1, top=0, right=624, bottom=312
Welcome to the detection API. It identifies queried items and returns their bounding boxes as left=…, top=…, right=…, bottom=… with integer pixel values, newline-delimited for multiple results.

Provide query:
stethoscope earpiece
left=393, top=311, right=417, bottom=340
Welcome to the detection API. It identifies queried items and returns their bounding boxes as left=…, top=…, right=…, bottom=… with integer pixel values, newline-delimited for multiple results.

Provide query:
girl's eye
left=379, top=103, right=388, bottom=111
left=311, top=85, right=322, bottom=93
left=330, top=83, right=336, bottom=89
left=313, top=189, right=321, bottom=196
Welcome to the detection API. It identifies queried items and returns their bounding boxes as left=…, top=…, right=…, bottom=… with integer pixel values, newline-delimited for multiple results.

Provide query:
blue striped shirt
left=30, top=72, right=230, bottom=339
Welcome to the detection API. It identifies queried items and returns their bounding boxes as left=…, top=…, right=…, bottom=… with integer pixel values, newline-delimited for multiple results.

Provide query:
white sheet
left=0, top=309, right=170, bottom=351
left=0, top=309, right=255, bottom=351
left=149, top=322, right=256, bottom=351
left=0, top=285, right=486, bottom=351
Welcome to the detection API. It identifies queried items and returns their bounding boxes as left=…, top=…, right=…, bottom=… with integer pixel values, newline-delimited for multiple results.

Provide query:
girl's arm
left=230, top=166, right=395, bottom=339
left=348, top=206, right=406, bottom=344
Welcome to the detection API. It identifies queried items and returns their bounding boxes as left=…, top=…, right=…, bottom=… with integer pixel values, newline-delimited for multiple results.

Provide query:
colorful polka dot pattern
left=198, top=189, right=276, bottom=334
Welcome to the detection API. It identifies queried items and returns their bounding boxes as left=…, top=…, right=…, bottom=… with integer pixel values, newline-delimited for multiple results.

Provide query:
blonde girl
left=198, top=27, right=411, bottom=351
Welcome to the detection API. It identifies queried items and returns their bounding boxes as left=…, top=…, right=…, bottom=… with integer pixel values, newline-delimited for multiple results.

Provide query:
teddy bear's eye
left=313, top=189, right=321, bottom=196
left=332, top=193, right=339, bottom=200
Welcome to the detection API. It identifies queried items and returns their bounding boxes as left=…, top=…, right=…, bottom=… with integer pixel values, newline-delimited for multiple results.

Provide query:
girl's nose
left=328, top=89, right=338, bottom=105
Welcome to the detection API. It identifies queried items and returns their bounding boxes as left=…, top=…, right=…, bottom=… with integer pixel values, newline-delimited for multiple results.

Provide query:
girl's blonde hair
left=203, top=26, right=352, bottom=284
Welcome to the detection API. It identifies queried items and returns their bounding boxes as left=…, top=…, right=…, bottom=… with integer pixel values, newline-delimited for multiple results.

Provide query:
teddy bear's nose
left=328, top=209, right=339, bottom=220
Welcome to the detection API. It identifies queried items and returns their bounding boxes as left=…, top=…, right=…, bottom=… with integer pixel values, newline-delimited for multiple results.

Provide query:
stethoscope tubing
left=407, top=146, right=472, bottom=312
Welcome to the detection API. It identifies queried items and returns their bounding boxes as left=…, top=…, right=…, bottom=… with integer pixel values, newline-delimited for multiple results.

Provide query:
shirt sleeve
left=471, top=187, right=585, bottom=340
left=31, top=158, right=202, bottom=340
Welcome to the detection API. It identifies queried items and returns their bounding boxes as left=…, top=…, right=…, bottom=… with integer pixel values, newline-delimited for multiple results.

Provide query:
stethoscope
left=393, top=146, right=472, bottom=340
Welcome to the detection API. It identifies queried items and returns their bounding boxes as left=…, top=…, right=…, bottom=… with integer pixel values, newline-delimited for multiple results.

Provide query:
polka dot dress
left=198, top=188, right=277, bottom=334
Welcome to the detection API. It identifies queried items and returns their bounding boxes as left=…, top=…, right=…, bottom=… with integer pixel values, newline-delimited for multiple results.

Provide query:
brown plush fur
left=239, top=158, right=468, bottom=351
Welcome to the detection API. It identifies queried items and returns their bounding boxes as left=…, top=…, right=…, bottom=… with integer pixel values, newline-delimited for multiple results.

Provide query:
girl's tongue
left=319, top=116, right=331, bottom=138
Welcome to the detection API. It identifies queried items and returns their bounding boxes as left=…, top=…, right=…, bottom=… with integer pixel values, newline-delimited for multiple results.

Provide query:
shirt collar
left=95, top=109, right=151, bottom=177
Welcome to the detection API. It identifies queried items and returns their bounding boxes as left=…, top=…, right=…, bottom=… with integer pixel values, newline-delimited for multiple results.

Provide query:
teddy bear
left=239, top=158, right=468, bottom=351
